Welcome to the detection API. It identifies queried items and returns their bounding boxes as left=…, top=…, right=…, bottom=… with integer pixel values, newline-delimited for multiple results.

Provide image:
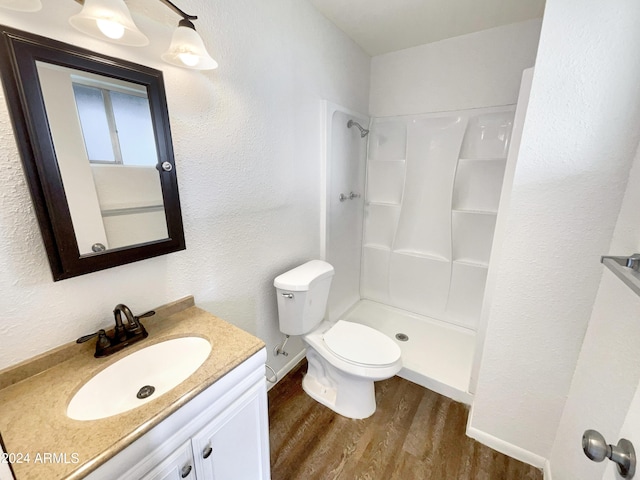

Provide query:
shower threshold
left=342, top=299, right=475, bottom=404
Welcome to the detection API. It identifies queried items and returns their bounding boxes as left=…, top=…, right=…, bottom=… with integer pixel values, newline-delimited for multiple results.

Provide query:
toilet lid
left=323, top=320, right=401, bottom=366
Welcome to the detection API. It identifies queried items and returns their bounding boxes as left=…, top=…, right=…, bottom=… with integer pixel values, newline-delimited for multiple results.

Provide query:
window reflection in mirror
left=35, top=61, right=168, bottom=256
left=72, top=81, right=158, bottom=166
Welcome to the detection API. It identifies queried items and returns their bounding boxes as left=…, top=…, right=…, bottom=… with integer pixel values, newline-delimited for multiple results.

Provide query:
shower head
left=347, top=119, right=369, bottom=138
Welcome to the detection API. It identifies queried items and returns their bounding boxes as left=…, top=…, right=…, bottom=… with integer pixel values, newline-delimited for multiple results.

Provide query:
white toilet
left=274, top=260, right=402, bottom=419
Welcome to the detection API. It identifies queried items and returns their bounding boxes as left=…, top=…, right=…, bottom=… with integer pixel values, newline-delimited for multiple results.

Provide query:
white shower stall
left=322, top=101, right=516, bottom=403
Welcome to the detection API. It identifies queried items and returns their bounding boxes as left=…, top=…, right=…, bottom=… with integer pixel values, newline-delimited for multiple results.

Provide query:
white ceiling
left=308, top=0, right=546, bottom=56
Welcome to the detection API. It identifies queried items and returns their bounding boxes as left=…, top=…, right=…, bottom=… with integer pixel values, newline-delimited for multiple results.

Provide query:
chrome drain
left=136, top=385, right=156, bottom=399
left=395, top=333, right=409, bottom=342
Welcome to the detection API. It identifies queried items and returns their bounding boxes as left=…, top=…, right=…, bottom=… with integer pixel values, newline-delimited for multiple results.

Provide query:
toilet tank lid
left=274, top=260, right=334, bottom=291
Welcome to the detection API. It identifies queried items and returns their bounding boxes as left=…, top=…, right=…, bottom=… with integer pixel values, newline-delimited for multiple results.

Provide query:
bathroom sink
left=67, top=336, right=211, bottom=421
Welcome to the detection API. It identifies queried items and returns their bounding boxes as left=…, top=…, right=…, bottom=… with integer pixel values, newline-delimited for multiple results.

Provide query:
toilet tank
left=273, top=260, right=334, bottom=335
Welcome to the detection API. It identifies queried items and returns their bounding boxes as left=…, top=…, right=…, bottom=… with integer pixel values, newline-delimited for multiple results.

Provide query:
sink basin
left=67, top=337, right=211, bottom=421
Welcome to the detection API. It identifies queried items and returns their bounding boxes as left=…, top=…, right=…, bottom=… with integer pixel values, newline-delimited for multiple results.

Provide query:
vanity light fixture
left=161, top=18, right=218, bottom=70
left=0, top=0, right=42, bottom=12
left=69, top=0, right=149, bottom=46
left=68, top=0, right=217, bottom=70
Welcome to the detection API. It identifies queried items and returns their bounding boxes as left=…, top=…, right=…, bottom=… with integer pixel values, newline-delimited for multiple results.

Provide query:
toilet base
left=302, top=348, right=376, bottom=419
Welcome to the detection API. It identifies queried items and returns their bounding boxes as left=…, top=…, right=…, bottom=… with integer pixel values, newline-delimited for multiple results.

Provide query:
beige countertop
left=0, top=296, right=265, bottom=480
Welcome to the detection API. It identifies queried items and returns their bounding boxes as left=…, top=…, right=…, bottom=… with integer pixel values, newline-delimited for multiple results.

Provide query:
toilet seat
left=323, top=320, right=401, bottom=367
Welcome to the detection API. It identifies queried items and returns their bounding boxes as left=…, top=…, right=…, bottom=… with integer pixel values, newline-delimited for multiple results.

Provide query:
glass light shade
left=69, top=0, right=148, bottom=47
left=161, top=24, right=218, bottom=71
left=0, top=0, right=42, bottom=12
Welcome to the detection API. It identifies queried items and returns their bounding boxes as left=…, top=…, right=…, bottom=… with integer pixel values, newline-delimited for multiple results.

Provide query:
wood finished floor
left=268, top=361, right=542, bottom=480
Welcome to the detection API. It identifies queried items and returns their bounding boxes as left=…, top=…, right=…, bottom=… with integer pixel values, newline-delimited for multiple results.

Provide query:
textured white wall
left=369, top=19, right=542, bottom=117
left=470, top=0, right=640, bottom=462
left=549, top=143, right=640, bottom=479
left=0, top=0, right=370, bottom=372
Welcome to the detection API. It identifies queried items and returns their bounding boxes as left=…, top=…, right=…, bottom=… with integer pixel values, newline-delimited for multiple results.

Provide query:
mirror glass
left=0, top=25, right=185, bottom=280
left=35, top=62, right=168, bottom=255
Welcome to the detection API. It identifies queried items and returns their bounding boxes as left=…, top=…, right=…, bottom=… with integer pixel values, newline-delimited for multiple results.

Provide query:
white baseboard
left=543, top=459, right=552, bottom=479
left=466, top=404, right=547, bottom=469
left=466, top=424, right=547, bottom=469
left=266, top=349, right=306, bottom=391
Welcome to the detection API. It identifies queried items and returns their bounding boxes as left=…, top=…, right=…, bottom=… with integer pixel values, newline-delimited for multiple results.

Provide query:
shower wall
left=362, top=107, right=515, bottom=330
left=322, top=104, right=368, bottom=322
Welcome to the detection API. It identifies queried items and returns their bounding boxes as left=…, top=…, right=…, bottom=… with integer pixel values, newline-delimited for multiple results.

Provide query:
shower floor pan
left=342, top=299, right=475, bottom=404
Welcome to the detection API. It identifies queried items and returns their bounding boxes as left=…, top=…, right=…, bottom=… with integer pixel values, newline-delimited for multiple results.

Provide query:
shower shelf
left=601, top=255, right=640, bottom=297
left=391, top=249, right=449, bottom=261
left=362, top=243, right=391, bottom=252
left=457, top=157, right=507, bottom=163
left=452, top=208, right=497, bottom=215
left=453, top=259, right=489, bottom=268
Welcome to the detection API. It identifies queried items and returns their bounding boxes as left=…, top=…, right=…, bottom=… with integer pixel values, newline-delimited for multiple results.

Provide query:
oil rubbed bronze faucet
left=77, top=304, right=155, bottom=358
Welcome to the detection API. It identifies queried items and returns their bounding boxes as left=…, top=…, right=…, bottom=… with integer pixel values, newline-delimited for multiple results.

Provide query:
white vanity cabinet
left=139, top=441, right=195, bottom=480
left=85, top=349, right=270, bottom=480
left=191, top=380, right=267, bottom=479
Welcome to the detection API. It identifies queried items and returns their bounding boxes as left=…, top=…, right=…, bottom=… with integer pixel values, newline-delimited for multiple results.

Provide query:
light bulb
left=69, top=0, right=148, bottom=46
left=178, top=52, right=199, bottom=67
left=162, top=21, right=218, bottom=70
left=96, top=18, right=125, bottom=40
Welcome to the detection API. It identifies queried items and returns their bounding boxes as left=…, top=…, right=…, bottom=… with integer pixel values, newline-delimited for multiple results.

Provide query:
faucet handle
left=77, top=329, right=106, bottom=344
left=76, top=329, right=112, bottom=356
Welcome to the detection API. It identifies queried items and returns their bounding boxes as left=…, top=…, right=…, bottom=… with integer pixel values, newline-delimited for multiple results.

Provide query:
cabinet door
left=139, top=440, right=196, bottom=480
left=192, top=381, right=270, bottom=480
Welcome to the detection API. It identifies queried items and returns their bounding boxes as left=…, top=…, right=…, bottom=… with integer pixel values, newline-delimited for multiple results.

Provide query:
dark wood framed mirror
left=0, top=25, right=185, bottom=281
